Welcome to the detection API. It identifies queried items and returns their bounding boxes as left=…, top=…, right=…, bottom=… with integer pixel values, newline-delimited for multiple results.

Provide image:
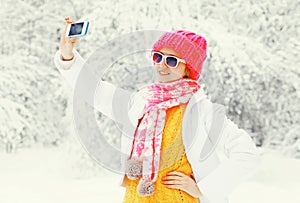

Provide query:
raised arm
left=54, top=17, right=133, bottom=126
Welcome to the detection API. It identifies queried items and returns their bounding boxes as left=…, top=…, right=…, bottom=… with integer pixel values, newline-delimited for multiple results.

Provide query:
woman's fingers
left=69, top=37, right=80, bottom=43
left=164, top=184, right=181, bottom=190
left=162, top=173, right=185, bottom=185
left=62, top=17, right=79, bottom=43
left=61, top=17, right=71, bottom=41
left=63, top=17, right=74, bottom=36
left=162, top=171, right=201, bottom=197
left=162, top=171, right=189, bottom=185
left=65, top=17, right=74, bottom=24
left=162, top=175, right=182, bottom=181
left=167, top=171, right=185, bottom=177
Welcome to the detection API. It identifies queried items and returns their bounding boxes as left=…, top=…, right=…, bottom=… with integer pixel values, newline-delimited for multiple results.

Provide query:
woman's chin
left=157, top=76, right=182, bottom=83
left=157, top=75, right=170, bottom=83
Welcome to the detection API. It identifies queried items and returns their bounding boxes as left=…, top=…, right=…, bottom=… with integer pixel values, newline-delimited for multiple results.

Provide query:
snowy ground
left=0, top=147, right=299, bottom=203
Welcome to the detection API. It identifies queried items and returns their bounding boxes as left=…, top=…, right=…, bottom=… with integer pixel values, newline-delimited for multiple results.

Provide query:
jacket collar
left=184, top=86, right=207, bottom=114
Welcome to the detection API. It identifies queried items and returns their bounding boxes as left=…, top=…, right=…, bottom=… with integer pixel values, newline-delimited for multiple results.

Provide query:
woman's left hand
left=162, top=171, right=202, bottom=198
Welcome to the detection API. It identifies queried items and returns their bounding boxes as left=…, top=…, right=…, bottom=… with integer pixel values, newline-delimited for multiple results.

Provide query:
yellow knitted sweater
left=122, top=104, right=200, bottom=203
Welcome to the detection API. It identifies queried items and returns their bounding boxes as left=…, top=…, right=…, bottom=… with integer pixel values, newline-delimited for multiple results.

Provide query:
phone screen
left=69, top=22, right=84, bottom=35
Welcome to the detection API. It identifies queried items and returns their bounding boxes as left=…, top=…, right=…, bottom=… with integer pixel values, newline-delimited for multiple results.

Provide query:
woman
left=54, top=17, right=261, bottom=203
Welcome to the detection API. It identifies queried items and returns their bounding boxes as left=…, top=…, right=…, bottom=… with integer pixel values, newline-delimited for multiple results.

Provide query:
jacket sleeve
left=53, top=49, right=133, bottom=126
left=196, top=100, right=262, bottom=202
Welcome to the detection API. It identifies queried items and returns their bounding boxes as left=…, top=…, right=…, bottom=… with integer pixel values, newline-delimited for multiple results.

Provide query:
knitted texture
left=152, top=30, right=207, bottom=80
left=126, top=78, right=200, bottom=196
left=122, top=104, right=200, bottom=203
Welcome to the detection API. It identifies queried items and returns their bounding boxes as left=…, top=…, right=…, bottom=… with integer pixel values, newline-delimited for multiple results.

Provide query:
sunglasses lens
left=166, top=56, right=178, bottom=68
left=153, top=53, right=162, bottom=63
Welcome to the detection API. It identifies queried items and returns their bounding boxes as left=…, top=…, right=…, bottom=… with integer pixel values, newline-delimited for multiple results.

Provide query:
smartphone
left=66, top=21, right=90, bottom=38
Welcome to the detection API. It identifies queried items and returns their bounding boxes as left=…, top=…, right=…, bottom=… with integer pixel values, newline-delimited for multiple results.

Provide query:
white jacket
left=54, top=49, right=261, bottom=203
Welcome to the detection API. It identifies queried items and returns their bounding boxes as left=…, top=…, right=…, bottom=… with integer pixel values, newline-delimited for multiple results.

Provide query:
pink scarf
left=126, top=78, right=200, bottom=196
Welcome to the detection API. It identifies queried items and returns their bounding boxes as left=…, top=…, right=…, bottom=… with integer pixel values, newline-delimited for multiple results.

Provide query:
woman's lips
left=158, top=71, right=170, bottom=76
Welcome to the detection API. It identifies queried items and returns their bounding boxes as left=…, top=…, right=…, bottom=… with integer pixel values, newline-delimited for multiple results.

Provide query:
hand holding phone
left=59, top=17, right=89, bottom=61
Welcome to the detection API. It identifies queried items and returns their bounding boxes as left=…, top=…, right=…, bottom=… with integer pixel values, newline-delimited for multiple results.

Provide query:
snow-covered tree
left=0, top=0, right=299, bottom=163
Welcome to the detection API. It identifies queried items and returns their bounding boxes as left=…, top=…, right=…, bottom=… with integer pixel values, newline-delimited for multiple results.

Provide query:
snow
left=0, top=0, right=299, bottom=202
left=0, top=147, right=299, bottom=203
left=0, top=147, right=125, bottom=203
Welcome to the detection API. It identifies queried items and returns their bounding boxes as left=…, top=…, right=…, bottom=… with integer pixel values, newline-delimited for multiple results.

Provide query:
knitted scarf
left=126, top=78, right=200, bottom=196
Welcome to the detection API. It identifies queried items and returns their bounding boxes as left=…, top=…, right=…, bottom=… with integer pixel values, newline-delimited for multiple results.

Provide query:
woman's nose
left=160, top=58, right=168, bottom=69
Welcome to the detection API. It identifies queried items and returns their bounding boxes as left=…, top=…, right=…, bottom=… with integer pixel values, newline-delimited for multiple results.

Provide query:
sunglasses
left=151, top=52, right=186, bottom=69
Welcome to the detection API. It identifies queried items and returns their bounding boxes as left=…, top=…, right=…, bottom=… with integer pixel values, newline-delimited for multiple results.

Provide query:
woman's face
left=153, top=48, right=186, bottom=83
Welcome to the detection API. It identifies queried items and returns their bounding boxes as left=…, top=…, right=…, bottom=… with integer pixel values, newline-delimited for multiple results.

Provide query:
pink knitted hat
left=152, top=30, right=207, bottom=80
